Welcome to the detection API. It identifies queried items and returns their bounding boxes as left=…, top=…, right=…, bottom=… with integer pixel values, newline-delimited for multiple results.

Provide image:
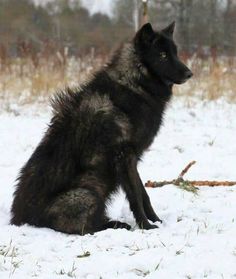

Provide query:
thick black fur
left=11, top=22, right=192, bottom=234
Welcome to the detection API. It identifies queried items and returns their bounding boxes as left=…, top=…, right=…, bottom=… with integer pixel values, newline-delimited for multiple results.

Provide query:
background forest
left=0, top=0, right=236, bottom=104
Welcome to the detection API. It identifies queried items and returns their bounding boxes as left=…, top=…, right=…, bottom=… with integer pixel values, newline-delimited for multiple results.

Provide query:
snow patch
left=0, top=98, right=236, bottom=278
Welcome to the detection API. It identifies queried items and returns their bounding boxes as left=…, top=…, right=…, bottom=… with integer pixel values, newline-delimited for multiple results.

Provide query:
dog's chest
left=131, top=103, right=163, bottom=154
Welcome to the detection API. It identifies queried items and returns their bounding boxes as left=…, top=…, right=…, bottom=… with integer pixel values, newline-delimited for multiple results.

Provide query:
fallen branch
left=178, top=160, right=196, bottom=179
left=145, top=161, right=236, bottom=193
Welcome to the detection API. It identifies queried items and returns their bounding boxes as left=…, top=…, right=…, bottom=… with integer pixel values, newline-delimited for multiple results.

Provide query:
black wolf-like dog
left=11, top=22, right=192, bottom=234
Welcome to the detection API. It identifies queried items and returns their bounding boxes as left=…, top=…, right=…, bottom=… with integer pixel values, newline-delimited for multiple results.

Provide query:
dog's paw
left=149, top=215, right=163, bottom=223
left=140, top=222, right=159, bottom=230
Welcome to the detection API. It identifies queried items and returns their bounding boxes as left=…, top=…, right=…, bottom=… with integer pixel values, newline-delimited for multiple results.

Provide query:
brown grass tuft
left=174, top=56, right=236, bottom=101
left=0, top=53, right=235, bottom=107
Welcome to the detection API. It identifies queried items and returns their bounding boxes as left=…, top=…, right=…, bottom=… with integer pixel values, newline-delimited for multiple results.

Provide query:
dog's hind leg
left=43, top=188, right=131, bottom=234
left=44, top=188, right=105, bottom=235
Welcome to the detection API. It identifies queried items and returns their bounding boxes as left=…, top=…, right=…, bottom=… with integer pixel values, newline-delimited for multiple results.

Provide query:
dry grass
left=0, top=52, right=105, bottom=108
left=0, top=53, right=235, bottom=109
left=174, top=55, right=236, bottom=101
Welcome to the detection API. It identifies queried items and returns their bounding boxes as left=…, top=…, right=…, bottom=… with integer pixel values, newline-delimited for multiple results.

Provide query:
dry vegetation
left=0, top=51, right=235, bottom=109
left=0, top=49, right=106, bottom=109
left=175, top=55, right=236, bottom=101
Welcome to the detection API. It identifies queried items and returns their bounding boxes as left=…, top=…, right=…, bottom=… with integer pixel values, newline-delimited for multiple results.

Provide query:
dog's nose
left=185, top=70, right=193, bottom=79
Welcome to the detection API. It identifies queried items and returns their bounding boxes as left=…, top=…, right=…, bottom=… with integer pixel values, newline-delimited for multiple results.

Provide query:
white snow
left=0, top=97, right=236, bottom=279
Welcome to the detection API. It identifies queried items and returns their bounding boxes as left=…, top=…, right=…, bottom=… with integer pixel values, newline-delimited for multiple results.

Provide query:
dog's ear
left=135, top=23, right=155, bottom=46
left=162, top=21, right=175, bottom=37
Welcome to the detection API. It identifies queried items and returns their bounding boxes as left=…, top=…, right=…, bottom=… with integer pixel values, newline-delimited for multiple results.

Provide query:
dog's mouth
left=163, top=76, right=183, bottom=85
left=164, top=70, right=193, bottom=85
left=176, top=71, right=193, bottom=84
left=165, top=75, right=193, bottom=85
left=174, top=78, right=189, bottom=85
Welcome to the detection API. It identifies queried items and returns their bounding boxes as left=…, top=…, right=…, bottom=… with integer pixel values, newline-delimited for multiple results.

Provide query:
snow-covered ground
left=0, top=97, right=236, bottom=279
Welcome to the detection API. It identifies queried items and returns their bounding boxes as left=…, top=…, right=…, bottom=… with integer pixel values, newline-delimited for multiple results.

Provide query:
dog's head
left=134, top=22, right=193, bottom=85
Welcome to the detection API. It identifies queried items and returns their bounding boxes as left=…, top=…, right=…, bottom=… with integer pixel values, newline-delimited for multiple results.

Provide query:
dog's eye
left=160, top=52, right=167, bottom=59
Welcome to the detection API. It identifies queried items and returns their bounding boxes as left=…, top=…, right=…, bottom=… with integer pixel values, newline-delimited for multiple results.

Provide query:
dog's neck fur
left=105, top=42, right=172, bottom=100
left=106, top=43, right=148, bottom=85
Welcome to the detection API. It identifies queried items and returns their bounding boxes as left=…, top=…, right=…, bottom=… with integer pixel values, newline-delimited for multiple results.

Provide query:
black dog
left=11, top=22, right=192, bottom=234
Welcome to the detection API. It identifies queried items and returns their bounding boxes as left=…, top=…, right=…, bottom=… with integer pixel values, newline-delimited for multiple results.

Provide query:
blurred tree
left=113, top=0, right=142, bottom=31
left=0, top=0, right=235, bottom=57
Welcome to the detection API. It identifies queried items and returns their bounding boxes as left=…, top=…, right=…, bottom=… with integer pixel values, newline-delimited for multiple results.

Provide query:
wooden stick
left=178, top=160, right=196, bottom=178
left=141, top=0, right=149, bottom=26
left=188, top=180, right=236, bottom=187
left=145, top=161, right=236, bottom=188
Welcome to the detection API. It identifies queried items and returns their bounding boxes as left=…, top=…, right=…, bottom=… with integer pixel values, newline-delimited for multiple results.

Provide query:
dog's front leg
left=127, top=157, right=162, bottom=223
left=116, top=148, right=157, bottom=230
left=141, top=184, right=162, bottom=223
